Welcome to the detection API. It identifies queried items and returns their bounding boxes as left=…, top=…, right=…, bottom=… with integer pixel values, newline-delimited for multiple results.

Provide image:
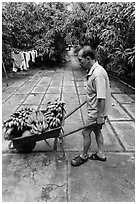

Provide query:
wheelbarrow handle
left=61, top=122, right=99, bottom=138
left=64, top=100, right=87, bottom=119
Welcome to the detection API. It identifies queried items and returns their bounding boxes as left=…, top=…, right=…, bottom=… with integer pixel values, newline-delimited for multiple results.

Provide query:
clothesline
left=11, top=49, right=38, bottom=72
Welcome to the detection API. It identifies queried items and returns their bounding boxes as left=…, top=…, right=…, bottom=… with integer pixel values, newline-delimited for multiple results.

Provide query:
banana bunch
left=25, top=111, right=48, bottom=135
left=2, top=107, right=35, bottom=140
left=44, top=98, right=66, bottom=129
left=2, top=99, right=66, bottom=141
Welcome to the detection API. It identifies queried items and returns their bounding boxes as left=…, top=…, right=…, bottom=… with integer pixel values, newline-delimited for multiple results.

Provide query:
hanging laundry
left=31, top=50, right=36, bottom=62
left=38, top=52, right=43, bottom=61
left=11, top=50, right=22, bottom=72
left=29, top=51, right=32, bottom=61
left=11, top=51, right=17, bottom=72
left=22, top=60, right=27, bottom=70
left=23, top=52, right=27, bottom=69
left=24, top=51, right=30, bottom=68
left=20, top=52, right=27, bottom=70
left=35, top=50, right=38, bottom=58
left=19, top=52, right=25, bottom=71
left=11, top=49, right=38, bottom=72
left=12, top=61, right=18, bottom=72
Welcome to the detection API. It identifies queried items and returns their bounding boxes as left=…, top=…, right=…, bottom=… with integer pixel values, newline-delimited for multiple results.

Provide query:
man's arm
left=97, top=98, right=105, bottom=124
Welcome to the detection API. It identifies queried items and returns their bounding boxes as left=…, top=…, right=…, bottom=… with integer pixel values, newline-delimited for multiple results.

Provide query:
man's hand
left=97, top=116, right=105, bottom=125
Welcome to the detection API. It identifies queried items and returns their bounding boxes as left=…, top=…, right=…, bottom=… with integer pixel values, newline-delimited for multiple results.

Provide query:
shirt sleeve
left=94, top=76, right=106, bottom=99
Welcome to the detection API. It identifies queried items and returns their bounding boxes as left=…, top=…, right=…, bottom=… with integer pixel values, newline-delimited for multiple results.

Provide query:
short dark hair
left=82, top=46, right=96, bottom=60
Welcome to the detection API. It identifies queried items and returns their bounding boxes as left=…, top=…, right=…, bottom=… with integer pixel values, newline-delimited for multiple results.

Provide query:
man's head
left=78, top=46, right=96, bottom=70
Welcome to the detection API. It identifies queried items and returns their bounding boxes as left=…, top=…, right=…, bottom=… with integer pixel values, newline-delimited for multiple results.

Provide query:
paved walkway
left=2, top=50, right=135, bottom=202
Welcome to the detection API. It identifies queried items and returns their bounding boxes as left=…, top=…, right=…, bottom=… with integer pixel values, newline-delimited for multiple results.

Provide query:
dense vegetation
left=2, top=2, right=70, bottom=67
left=69, top=2, right=135, bottom=85
left=2, top=2, right=135, bottom=85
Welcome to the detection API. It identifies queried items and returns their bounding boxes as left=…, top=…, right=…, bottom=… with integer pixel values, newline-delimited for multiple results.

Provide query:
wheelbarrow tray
left=11, top=127, right=62, bottom=145
left=9, top=100, right=87, bottom=153
left=10, top=100, right=86, bottom=145
left=11, top=107, right=64, bottom=145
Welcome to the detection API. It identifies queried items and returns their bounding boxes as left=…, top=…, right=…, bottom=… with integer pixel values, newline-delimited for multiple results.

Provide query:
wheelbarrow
left=9, top=100, right=98, bottom=155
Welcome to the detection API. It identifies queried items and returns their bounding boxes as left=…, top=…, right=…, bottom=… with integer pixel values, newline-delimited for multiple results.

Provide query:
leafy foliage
left=68, top=2, right=135, bottom=84
left=2, top=2, right=70, bottom=69
left=2, top=2, right=135, bottom=84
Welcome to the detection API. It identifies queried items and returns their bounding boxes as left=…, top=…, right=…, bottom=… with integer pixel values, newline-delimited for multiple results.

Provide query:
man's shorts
left=85, top=116, right=107, bottom=130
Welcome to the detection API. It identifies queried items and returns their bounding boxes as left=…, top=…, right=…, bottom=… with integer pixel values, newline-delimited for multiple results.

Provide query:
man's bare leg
left=81, top=127, right=93, bottom=158
left=93, top=126, right=106, bottom=158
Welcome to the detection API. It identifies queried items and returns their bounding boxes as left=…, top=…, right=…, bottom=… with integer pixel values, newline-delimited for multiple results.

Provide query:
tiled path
left=2, top=51, right=135, bottom=202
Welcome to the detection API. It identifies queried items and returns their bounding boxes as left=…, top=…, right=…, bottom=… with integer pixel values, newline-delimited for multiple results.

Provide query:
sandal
left=89, top=153, right=107, bottom=162
left=71, top=155, right=88, bottom=167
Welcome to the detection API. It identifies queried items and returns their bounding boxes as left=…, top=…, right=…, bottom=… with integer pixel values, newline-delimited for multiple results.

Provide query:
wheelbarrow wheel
left=13, top=140, right=36, bottom=153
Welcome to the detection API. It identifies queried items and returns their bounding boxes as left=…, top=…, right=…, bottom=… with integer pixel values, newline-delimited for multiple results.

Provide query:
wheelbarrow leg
left=52, top=100, right=86, bottom=153
left=44, top=139, right=62, bottom=159
left=53, top=137, right=58, bottom=150
left=53, top=136, right=65, bottom=158
left=59, top=134, right=65, bottom=158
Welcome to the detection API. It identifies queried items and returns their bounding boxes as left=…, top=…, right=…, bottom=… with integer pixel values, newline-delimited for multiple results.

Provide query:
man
left=71, top=46, right=112, bottom=167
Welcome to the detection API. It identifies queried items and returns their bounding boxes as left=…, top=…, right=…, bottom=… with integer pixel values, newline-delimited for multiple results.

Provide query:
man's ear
left=86, top=56, right=91, bottom=62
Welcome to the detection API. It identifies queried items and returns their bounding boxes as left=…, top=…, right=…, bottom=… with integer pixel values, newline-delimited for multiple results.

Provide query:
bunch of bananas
left=2, top=107, right=35, bottom=140
left=25, top=111, right=48, bottom=135
left=3, top=99, right=66, bottom=141
left=25, top=99, right=66, bottom=134
left=44, top=98, right=66, bottom=129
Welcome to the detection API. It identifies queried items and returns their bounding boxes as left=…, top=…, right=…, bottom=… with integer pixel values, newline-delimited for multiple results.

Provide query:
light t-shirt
left=86, top=62, right=112, bottom=119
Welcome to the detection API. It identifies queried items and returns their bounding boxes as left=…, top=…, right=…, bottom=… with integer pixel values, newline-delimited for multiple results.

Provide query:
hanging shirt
left=11, top=51, right=17, bottom=72
left=35, top=50, right=38, bottom=58
left=19, top=52, right=25, bottom=70
left=12, top=61, right=18, bottom=72
left=20, top=52, right=27, bottom=70
left=29, top=51, right=32, bottom=62
left=24, top=51, right=30, bottom=68
left=31, top=50, right=35, bottom=62
left=23, top=52, right=27, bottom=69
left=11, top=51, right=23, bottom=71
left=11, top=51, right=22, bottom=68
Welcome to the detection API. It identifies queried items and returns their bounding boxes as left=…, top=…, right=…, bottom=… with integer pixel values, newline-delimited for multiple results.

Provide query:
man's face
left=78, top=54, right=88, bottom=70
